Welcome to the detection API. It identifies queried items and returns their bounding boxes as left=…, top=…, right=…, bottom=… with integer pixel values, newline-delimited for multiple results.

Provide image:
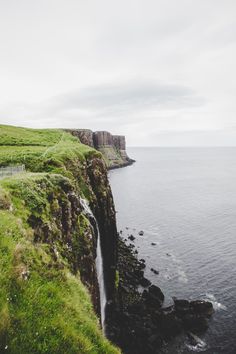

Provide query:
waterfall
left=80, top=198, right=107, bottom=331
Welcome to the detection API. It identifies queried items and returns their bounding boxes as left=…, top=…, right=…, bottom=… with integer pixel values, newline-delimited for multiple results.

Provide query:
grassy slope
left=0, top=125, right=120, bottom=354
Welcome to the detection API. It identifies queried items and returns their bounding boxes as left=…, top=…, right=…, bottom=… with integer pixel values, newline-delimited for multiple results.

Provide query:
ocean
left=109, top=147, right=236, bottom=354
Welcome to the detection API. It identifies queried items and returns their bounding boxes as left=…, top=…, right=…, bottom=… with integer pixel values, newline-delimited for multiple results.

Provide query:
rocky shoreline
left=107, top=232, right=214, bottom=354
left=107, top=158, right=135, bottom=170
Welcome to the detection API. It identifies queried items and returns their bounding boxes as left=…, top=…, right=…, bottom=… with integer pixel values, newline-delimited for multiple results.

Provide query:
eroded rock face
left=22, top=153, right=118, bottom=324
left=93, top=131, right=113, bottom=147
left=113, top=135, right=126, bottom=150
left=65, top=129, right=135, bottom=169
left=65, top=129, right=94, bottom=147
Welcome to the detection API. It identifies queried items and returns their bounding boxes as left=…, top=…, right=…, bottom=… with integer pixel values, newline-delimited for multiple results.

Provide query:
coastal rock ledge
left=65, top=129, right=135, bottom=169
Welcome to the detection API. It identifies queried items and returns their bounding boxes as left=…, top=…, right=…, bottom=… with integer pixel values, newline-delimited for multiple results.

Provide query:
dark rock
left=148, top=334, right=162, bottom=348
left=134, top=269, right=144, bottom=278
left=149, top=285, right=164, bottom=303
left=151, top=242, right=157, bottom=246
left=128, top=235, right=135, bottom=241
left=190, top=300, right=214, bottom=316
left=127, top=303, right=146, bottom=315
left=139, top=231, right=144, bottom=236
left=174, top=299, right=190, bottom=314
left=159, top=313, right=183, bottom=338
left=151, top=268, right=159, bottom=275
left=120, top=285, right=130, bottom=293
left=182, top=314, right=208, bottom=333
left=139, top=262, right=146, bottom=269
left=139, top=277, right=151, bottom=287
left=187, top=332, right=206, bottom=348
left=142, top=286, right=164, bottom=308
left=112, top=235, right=214, bottom=354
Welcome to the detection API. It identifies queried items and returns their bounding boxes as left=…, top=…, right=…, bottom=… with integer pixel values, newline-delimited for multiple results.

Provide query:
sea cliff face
left=0, top=125, right=120, bottom=353
left=65, top=129, right=135, bottom=169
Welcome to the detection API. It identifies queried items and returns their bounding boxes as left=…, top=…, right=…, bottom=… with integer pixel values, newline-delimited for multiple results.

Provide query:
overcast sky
left=0, top=0, right=236, bottom=146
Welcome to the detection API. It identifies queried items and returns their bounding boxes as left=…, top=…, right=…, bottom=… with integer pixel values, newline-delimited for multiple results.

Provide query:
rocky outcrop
left=64, top=129, right=94, bottom=147
left=65, top=129, right=135, bottom=169
left=108, top=236, right=214, bottom=354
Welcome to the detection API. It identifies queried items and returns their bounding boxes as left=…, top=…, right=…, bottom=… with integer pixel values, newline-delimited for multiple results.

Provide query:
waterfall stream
left=80, top=198, right=107, bottom=331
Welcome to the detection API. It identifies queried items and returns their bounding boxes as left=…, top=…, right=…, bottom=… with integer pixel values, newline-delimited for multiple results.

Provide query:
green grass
left=0, top=210, right=119, bottom=353
left=0, top=125, right=120, bottom=354
left=0, top=125, right=101, bottom=198
left=0, top=125, right=75, bottom=146
left=0, top=125, right=100, bottom=169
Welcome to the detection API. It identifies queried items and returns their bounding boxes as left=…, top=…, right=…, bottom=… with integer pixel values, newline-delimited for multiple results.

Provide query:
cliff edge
left=65, top=129, right=135, bottom=169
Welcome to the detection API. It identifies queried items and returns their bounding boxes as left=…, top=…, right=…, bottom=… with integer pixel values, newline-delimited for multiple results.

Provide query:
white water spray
left=80, top=198, right=107, bottom=331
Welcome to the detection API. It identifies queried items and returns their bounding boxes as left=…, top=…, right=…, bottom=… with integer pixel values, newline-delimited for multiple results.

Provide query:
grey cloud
left=0, top=0, right=235, bottom=145
left=43, top=82, right=205, bottom=121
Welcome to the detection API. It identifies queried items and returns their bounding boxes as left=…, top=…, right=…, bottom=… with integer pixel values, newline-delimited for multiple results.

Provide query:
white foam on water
left=186, top=333, right=207, bottom=352
left=205, top=293, right=227, bottom=311
left=185, top=343, right=207, bottom=352
left=177, top=269, right=188, bottom=283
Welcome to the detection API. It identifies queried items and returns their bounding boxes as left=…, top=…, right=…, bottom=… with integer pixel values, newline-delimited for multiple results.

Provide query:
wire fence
left=0, top=165, right=25, bottom=179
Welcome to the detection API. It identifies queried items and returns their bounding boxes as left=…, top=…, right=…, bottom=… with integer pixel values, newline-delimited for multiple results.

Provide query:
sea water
left=109, top=147, right=236, bottom=354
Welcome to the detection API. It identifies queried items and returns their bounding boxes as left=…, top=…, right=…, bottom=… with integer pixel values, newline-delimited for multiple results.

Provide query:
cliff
left=0, top=125, right=120, bottom=353
left=0, top=125, right=214, bottom=354
left=65, top=129, right=135, bottom=169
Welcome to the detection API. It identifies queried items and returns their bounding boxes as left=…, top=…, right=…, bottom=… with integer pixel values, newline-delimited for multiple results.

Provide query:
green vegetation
left=115, top=271, right=120, bottom=289
left=0, top=125, right=101, bottom=200
left=0, top=125, right=75, bottom=146
left=98, top=147, right=124, bottom=168
left=0, top=125, right=120, bottom=354
left=0, top=125, right=100, bottom=174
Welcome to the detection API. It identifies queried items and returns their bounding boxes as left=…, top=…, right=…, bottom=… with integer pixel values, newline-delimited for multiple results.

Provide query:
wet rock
left=149, top=285, right=164, bottom=304
left=159, top=313, right=183, bottom=338
left=134, top=269, right=144, bottom=278
left=142, top=286, right=164, bottom=308
left=174, top=299, right=190, bottom=314
left=128, top=235, right=135, bottom=241
left=190, top=300, right=214, bottom=316
left=140, top=277, right=151, bottom=287
left=139, top=262, right=146, bottom=269
left=182, top=314, right=208, bottom=333
left=148, top=334, right=162, bottom=346
left=187, top=332, right=206, bottom=348
left=151, top=268, right=159, bottom=275
left=112, top=235, right=214, bottom=354
left=140, top=259, right=145, bottom=263
left=120, top=285, right=130, bottom=293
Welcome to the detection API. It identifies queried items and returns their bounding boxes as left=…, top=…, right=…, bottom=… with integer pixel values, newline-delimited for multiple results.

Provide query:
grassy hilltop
left=0, top=125, right=120, bottom=354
